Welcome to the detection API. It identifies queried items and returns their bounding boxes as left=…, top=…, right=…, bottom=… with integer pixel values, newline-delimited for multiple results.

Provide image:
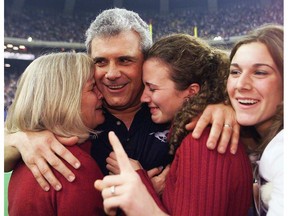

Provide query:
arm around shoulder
left=4, top=129, right=80, bottom=191
left=4, top=130, right=22, bottom=172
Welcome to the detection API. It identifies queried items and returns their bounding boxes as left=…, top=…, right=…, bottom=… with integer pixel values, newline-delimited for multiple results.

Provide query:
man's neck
left=106, top=103, right=142, bottom=129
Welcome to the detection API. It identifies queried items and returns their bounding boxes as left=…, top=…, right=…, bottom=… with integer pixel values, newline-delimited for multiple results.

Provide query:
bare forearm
left=4, top=146, right=21, bottom=171
left=4, top=129, right=80, bottom=191
left=4, top=131, right=21, bottom=171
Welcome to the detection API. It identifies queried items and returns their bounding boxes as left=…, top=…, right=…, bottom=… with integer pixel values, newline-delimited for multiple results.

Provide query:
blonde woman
left=5, top=52, right=106, bottom=215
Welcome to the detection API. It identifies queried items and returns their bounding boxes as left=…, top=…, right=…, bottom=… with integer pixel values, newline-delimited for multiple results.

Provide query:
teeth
left=237, top=99, right=258, bottom=105
left=107, top=84, right=125, bottom=89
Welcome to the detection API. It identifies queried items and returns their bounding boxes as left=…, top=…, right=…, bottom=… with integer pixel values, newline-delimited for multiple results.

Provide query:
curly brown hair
left=145, top=34, right=230, bottom=155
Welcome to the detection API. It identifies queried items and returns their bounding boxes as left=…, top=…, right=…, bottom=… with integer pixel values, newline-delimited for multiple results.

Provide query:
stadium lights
left=4, top=52, right=35, bottom=60
left=213, top=36, right=223, bottom=41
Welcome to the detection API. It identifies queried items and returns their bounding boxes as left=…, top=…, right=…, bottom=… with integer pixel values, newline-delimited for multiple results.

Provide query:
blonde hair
left=5, top=52, right=97, bottom=140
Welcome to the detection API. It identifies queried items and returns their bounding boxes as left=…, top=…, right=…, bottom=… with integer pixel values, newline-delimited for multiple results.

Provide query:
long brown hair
left=230, top=24, right=283, bottom=154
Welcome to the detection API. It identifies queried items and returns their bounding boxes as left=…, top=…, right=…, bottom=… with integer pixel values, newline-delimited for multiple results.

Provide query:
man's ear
left=188, top=83, right=200, bottom=96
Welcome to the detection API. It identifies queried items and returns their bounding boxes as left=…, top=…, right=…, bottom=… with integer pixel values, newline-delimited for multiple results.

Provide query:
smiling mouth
left=105, top=84, right=126, bottom=90
left=237, top=99, right=259, bottom=105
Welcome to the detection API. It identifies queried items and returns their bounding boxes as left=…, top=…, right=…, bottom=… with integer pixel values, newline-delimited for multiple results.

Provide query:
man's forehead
left=91, top=38, right=143, bottom=59
left=91, top=31, right=141, bottom=48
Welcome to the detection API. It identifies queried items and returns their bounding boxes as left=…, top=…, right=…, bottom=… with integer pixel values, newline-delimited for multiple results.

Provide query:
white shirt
left=259, top=129, right=283, bottom=216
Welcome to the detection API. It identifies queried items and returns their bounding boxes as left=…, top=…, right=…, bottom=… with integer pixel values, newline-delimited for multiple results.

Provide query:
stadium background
left=4, top=0, right=283, bottom=215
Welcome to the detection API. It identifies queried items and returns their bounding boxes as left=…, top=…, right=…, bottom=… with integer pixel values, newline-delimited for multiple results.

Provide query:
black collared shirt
left=91, top=104, right=172, bottom=175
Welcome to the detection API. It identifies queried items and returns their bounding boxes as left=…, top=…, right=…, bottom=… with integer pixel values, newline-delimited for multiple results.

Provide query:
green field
left=4, top=172, right=12, bottom=216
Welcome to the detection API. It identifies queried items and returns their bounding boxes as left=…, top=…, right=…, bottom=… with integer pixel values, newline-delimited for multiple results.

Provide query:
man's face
left=91, top=30, right=144, bottom=111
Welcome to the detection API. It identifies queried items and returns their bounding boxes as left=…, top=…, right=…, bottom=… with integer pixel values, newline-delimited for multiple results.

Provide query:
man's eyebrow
left=119, top=55, right=138, bottom=60
left=93, top=57, right=105, bottom=63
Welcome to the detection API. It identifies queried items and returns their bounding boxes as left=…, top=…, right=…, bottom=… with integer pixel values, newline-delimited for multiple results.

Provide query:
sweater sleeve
left=162, top=128, right=252, bottom=216
left=8, top=143, right=105, bottom=216
left=136, top=169, right=169, bottom=213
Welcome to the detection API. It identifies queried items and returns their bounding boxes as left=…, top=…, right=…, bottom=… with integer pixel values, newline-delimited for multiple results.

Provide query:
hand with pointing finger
left=95, top=131, right=168, bottom=216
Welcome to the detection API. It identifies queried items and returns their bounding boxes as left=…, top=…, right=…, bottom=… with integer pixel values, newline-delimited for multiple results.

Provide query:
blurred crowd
left=5, top=1, right=283, bottom=42
left=4, top=69, right=21, bottom=117
left=4, top=1, right=283, bottom=111
left=148, top=2, right=283, bottom=41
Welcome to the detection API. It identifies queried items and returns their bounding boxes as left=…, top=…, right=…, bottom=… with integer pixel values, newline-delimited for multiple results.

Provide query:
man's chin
left=104, top=101, right=132, bottom=111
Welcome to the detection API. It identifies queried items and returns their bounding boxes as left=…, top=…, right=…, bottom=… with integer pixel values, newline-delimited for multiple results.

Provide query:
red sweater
left=139, top=128, right=253, bottom=216
left=8, top=140, right=105, bottom=216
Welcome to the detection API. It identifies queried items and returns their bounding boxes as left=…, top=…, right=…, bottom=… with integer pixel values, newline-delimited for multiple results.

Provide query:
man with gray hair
left=86, top=8, right=172, bottom=177
left=5, top=8, right=239, bottom=192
